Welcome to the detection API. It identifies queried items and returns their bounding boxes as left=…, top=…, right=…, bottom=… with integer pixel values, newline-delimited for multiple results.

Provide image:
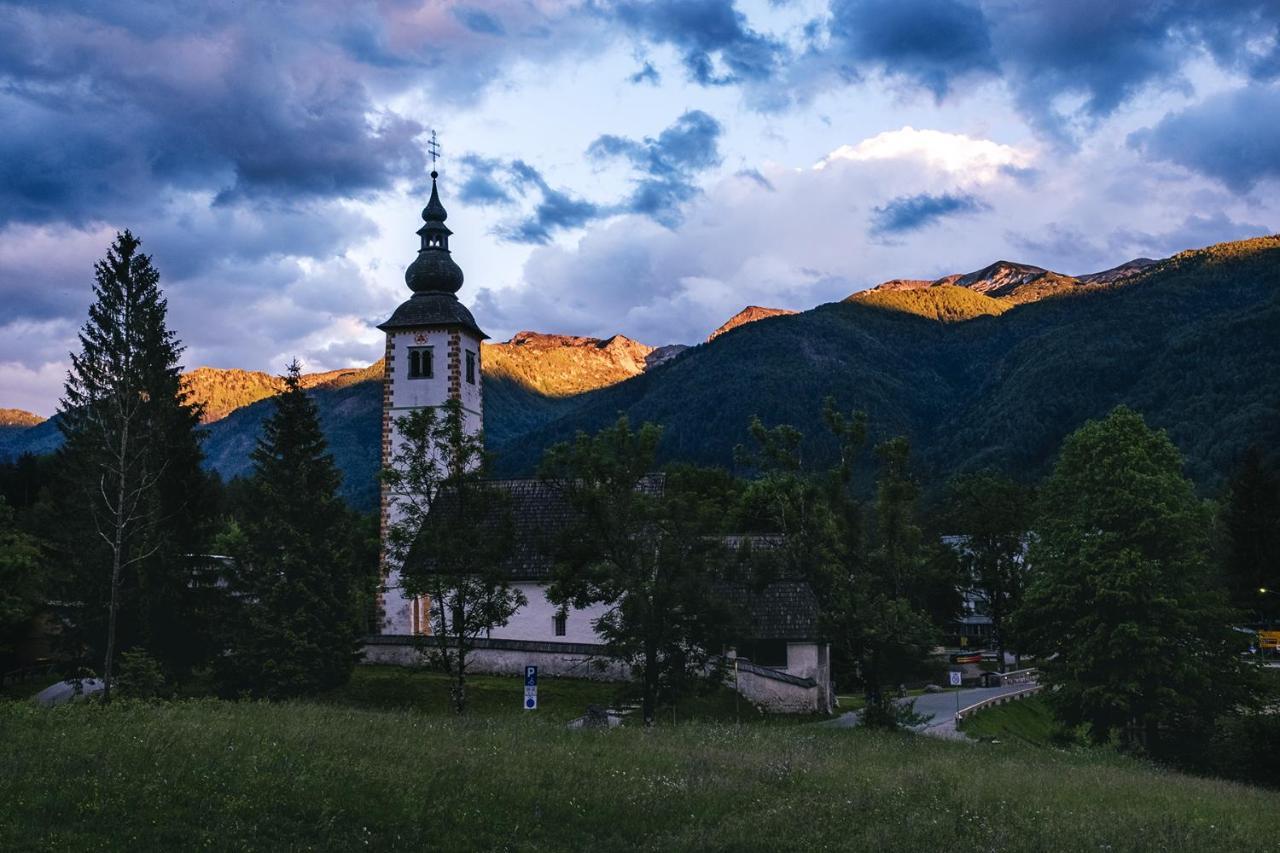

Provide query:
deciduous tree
left=541, top=418, right=738, bottom=726
left=383, top=398, right=525, bottom=714
left=1019, top=406, right=1255, bottom=748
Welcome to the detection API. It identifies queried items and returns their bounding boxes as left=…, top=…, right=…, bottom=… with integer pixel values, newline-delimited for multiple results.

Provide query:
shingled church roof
left=402, top=477, right=821, bottom=642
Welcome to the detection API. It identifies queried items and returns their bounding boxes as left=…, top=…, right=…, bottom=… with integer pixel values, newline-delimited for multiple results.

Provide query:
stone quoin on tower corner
left=376, top=165, right=486, bottom=635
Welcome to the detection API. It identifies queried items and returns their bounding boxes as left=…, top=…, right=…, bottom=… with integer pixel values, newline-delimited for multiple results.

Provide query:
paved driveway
left=827, top=682, right=1037, bottom=738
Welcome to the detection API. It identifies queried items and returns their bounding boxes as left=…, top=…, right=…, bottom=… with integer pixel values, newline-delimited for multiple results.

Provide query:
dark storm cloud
left=495, top=161, right=603, bottom=245
left=825, top=0, right=997, bottom=99
left=0, top=4, right=430, bottom=226
left=465, top=111, right=724, bottom=241
left=870, top=192, right=988, bottom=235
left=457, top=155, right=517, bottom=206
left=792, top=0, right=1280, bottom=143
left=605, top=0, right=787, bottom=85
left=588, top=110, right=723, bottom=225
left=984, top=0, right=1280, bottom=140
left=453, top=6, right=507, bottom=36
left=629, top=61, right=662, bottom=85
left=1129, top=85, right=1280, bottom=193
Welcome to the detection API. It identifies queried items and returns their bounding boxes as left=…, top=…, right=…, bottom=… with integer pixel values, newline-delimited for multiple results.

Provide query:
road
left=827, top=682, right=1038, bottom=739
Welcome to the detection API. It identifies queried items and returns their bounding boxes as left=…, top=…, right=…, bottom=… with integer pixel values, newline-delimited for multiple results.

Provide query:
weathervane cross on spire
left=428, top=130, right=441, bottom=175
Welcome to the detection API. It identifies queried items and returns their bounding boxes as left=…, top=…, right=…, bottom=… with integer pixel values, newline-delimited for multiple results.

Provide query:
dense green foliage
left=852, top=283, right=1010, bottom=322
left=218, top=362, right=371, bottom=698
left=384, top=399, right=525, bottom=714
left=739, top=404, right=938, bottom=725
left=3, top=698, right=1278, bottom=852
left=940, top=471, right=1034, bottom=669
left=1019, top=407, right=1256, bottom=747
left=50, top=231, right=211, bottom=694
left=1219, top=446, right=1280, bottom=622
left=5, top=237, right=1276, bottom=512
left=0, top=497, right=43, bottom=668
left=495, top=237, right=1280, bottom=500
left=541, top=418, right=740, bottom=725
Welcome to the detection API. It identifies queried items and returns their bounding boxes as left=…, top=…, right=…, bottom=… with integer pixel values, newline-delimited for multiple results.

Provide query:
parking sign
left=524, top=665, right=538, bottom=710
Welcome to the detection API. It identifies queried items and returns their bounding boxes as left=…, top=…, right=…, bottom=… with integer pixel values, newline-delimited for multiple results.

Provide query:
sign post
left=949, top=669, right=963, bottom=719
left=524, top=665, right=538, bottom=711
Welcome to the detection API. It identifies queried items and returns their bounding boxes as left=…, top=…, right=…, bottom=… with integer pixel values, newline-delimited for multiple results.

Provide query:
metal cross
left=428, top=130, right=441, bottom=168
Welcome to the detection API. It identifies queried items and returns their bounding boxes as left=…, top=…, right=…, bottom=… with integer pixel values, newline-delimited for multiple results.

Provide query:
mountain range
left=3, top=239, right=1276, bottom=510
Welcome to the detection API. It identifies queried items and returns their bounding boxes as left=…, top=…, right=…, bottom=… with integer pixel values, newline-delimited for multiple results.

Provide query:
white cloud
left=815, top=126, right=1033, bottom=183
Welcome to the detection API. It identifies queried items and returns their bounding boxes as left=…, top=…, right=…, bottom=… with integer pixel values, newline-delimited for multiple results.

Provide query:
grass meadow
left=3, top=668, right=1279, bottom=851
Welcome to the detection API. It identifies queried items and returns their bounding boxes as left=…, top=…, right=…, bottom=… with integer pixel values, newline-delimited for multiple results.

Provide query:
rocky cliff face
left=708, top=306, right=798, bottom=341
left=0, top=409, right=43, bottom=428
left=482, top=331, right=656, bottom=397
left=856, top=256, right=1164, bottom=306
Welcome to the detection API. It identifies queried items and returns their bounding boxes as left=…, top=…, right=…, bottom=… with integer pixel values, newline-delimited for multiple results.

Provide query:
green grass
left=2, top=699, right=1278, bottom=851
left=956, top=695, right=1074, bottom=746
left=319, top=666, right=622, bottom=721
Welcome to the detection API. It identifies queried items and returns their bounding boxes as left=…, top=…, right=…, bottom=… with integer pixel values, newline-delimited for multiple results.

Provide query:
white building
left=366, top=172, right=832, bottom=714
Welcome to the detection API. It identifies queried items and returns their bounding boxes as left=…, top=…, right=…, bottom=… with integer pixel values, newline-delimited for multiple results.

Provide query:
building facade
left=372, top=174, right=833, bottom=714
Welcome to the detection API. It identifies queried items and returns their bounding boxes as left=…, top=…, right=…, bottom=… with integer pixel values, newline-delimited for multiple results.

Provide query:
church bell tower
left=377, top=158, right=487, bottom=635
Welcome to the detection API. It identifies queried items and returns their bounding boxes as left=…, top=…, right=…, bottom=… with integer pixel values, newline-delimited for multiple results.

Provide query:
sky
left=2, top=0, right=1279, bottom=416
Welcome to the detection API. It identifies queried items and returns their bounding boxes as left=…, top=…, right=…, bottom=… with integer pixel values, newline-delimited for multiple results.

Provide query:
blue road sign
left=524, top=665, right=538, bottom=710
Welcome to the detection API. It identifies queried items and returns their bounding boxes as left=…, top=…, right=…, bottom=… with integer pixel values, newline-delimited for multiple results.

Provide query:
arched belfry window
left=408, top=346, right=433, bottom=379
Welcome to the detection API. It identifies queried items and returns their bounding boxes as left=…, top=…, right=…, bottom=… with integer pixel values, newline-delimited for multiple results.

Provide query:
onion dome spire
left=405, top=166, right=464, bottom=294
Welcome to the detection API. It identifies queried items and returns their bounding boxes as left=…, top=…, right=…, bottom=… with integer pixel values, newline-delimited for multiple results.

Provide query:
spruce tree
left=56, top=231, right=206, bottom=699
left=223, top=361, right=365, bottom=697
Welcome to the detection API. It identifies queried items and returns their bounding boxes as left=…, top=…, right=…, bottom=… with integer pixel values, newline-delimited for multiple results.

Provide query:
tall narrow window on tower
left=465, top=350, right=477, bottom=384
left=408, top=346, right=434, bottom=379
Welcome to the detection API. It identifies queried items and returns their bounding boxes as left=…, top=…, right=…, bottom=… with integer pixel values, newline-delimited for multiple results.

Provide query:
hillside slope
left=493, top=237, right=1280, bottom=495
left=850, top=285, right=1011, bottom=322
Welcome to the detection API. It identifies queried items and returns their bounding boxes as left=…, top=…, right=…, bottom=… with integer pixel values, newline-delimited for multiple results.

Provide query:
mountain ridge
left=3, top=239, right=1274, bottom=510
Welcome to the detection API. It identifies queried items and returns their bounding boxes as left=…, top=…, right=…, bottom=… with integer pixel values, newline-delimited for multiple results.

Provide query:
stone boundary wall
left=362, top=637, right=832, bottom=713
left=732, top=658, right=829, bottom=714
left=363, top=636, right=628, bottom=681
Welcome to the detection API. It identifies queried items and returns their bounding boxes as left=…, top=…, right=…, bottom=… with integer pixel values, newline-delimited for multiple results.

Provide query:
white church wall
left=488, top=582, right=610, bottom=645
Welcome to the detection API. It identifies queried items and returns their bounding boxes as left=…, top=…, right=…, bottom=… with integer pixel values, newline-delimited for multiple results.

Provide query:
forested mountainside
left=490, top=237, right=1280, bottom=501
left=4, top=238, right=1275, bottom=510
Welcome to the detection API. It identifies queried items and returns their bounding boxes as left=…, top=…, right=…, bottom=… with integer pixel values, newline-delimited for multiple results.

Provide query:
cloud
left=588, top=109, right=724, bottom=224
left=817, top=127, right=1031, bottom=183
left=606, top=0, right=787, bottom=85
left=452, top=6, right=507, bottom=36
left=1129, top=84, right=1280, bottom=193
left=870, top=192, right=988, bottom=235
left=473, top=127, right=1277, bottom=348
left=824, top=0, right=997, bottom=99
left=456, top=111, right=724, bottom=242
left=629, top=60, right=661, bottom=85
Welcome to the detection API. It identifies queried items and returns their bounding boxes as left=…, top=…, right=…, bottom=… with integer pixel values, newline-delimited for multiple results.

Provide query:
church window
left=408, top=346, right=433, bottom=379
left=553, top=611, right=567, bottom=637
left=465, top=350, right=477, bottom=384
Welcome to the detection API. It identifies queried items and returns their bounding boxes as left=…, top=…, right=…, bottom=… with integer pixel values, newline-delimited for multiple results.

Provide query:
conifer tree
left=56, top=231, right=206, bottom=700
left=223, top=361, right=366, bottom=697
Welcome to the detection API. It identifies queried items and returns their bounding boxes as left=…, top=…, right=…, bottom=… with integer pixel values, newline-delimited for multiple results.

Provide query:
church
left=361, top=169, right=833, bottom=714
